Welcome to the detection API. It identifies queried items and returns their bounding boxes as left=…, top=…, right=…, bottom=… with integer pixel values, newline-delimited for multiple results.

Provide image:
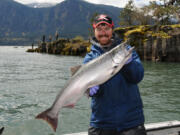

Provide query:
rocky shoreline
left=27, top=36, right=90, bottom=56
left=27, top=24, right=180, bottom=62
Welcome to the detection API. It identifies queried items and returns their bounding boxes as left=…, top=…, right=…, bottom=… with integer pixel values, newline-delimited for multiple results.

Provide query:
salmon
left=36, top=41, right=134, bottom=131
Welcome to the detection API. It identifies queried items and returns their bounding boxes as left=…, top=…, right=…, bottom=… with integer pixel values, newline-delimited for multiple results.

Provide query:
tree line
left=119, top=0, right=180, bottom=26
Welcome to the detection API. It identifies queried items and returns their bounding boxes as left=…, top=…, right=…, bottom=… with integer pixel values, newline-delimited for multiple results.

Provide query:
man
left=83, top=14, right=146, bottom=135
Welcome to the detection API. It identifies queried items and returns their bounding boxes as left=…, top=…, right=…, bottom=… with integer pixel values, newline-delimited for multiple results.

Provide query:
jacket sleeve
left=83, top=51, right=94, bottom=64
left=121, top=48, right=144, bottom=84
left=83, top=50, right=100, bottom=64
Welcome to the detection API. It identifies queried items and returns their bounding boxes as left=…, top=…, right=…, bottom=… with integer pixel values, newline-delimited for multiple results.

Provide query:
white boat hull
left=64, top=120, right=180, bottom=135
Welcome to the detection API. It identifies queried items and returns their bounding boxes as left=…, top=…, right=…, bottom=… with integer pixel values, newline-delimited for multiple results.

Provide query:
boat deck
left=64, top=120, right=180, bottom=135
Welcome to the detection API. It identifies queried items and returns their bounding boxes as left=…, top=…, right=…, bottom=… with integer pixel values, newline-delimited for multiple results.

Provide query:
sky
left=13, top=0, right=159, bottom=8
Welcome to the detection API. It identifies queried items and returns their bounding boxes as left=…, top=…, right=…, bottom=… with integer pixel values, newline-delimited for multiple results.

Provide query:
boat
left=64, top=120, right=180, bottom=135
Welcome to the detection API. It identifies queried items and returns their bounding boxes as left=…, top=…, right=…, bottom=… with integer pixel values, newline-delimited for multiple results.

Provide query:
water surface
left=0, top=46, right=179, bottom=135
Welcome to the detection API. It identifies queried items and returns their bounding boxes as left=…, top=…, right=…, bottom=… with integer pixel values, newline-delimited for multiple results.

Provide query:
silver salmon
left=35, top=41, right=134, bottom=131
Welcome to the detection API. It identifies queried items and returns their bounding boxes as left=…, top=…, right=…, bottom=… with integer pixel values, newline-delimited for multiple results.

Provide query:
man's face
left=94, top=23, right=113, bottom=46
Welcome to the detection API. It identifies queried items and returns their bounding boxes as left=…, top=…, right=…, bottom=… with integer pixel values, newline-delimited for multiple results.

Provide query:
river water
left=0, top=46, right=179, bottom=135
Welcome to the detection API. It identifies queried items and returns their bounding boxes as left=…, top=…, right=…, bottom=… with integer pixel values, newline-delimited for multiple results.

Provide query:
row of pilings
left=114, top=25, right=180, bottom=62
left=142, top=34, right=180, bottom=62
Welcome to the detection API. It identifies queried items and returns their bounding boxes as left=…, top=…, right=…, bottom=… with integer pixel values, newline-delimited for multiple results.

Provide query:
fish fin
left=128, top=46, right=134, bottom=53
left=0, top=127, right=4, bottom=135
left=36, top=108, right=58, bottom=132
left=84, top=89, right=90, bottom=98
left=63, top=104, right=75, bottom=108
left=70, top=65, right=81, bottom=76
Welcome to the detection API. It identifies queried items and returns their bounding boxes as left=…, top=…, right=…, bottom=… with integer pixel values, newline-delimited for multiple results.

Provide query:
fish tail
left=36, top=108, right=58, bottom=132
left=0, top=127, right=4, bottom=135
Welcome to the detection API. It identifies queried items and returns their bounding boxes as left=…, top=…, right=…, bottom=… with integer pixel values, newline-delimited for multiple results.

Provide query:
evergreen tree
left=168, top=0, right=180, bottom=23
left=119, top=0, right=180, bottom=26
left=148, top=0, right=179, bottom=25
left=119, top=0, right=135, bottom=26
left=133, top=6, right=153, bottom=25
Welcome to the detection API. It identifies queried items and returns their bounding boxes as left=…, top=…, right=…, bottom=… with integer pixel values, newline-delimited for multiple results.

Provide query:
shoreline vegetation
left=27, top=35, right=91, bottom=57
left=27, top=24, right=180, bottom=62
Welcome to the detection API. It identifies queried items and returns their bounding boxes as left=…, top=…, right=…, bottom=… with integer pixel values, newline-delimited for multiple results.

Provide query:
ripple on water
left=0, top=47, right=180, bottom=134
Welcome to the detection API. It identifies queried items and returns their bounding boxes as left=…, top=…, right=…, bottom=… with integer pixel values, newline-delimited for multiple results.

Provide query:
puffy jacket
left=83, top=37, right=145, bottom=131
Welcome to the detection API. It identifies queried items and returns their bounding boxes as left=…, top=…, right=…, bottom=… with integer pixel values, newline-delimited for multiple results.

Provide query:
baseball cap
left=93, top=14, right=114, bottom=29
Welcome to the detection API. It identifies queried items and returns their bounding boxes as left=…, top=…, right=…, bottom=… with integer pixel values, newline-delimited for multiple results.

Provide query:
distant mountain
left=0, top=0, right=122, bottom=45
left=27, top=3, right=57, bottom=8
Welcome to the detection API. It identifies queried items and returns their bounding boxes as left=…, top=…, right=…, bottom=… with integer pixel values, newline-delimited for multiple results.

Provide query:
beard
left=97, top=34, right=112, bottom=45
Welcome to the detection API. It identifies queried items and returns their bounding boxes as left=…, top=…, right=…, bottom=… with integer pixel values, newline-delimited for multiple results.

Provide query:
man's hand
left=89, top=85, right=100, bottom=97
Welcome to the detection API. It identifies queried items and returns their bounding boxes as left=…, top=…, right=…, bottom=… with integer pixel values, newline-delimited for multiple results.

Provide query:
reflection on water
left=0, top=46, right=179, bottom=135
